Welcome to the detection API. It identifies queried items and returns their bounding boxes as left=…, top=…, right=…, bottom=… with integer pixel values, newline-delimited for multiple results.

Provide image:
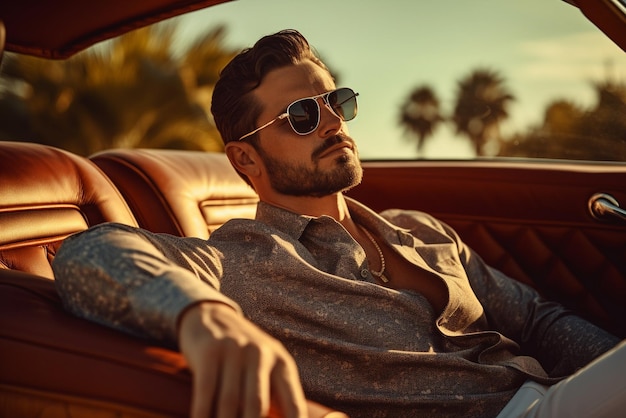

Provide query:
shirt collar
left=255, top=201, right=315, bottom=240
left=255, top=197, right=405, bottom=243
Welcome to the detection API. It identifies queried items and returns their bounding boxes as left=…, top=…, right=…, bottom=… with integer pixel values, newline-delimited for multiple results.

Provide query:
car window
left=2, top=0, right=625, bottom=162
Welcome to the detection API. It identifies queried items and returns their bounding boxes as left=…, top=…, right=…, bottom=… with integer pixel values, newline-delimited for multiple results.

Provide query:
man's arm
left=53, top=222, right=308, bottom=418
left=452, top=227, right=620, bottom=377
left=53, top=222, right=236, bottom=342
left=384, top=208, right=620, bottom=377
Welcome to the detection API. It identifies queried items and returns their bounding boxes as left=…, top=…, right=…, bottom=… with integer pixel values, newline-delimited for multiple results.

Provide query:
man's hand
left=178, top=302, right=308, bottom=418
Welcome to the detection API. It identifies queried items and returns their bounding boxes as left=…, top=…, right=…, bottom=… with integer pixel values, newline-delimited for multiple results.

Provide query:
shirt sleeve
left=52, top=222, right=241, bottom=347
left=438, top=218, right=620, bottom=377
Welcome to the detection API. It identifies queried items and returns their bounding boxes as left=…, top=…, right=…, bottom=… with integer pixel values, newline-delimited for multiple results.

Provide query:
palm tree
left=452, top=68, right=514, bottom=156
left=0, top=21, right=238, bottom=155
left=399, top=85, right=444, bottom=154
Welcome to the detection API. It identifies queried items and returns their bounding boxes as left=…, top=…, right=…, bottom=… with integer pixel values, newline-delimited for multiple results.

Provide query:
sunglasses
left=238, top=87, right=359, bottom=141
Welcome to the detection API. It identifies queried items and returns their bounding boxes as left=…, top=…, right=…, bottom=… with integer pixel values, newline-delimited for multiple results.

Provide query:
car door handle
left=589, top=193, right=626, bottom=224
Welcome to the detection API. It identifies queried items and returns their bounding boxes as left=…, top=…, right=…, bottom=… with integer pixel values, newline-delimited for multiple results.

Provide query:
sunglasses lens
left=286, top=88, right=359, bottom=135
left=288, top=99, right=319, bottom=134
left=329, top=88, right=358, bottom=121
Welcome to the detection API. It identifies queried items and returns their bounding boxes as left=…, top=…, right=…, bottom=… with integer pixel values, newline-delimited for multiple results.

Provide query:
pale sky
left=175, top=0, right=626, bottom=159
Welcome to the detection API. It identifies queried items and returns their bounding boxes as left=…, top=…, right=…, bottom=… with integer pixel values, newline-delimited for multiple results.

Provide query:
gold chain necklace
left=361, top=228, right=389, bottom=283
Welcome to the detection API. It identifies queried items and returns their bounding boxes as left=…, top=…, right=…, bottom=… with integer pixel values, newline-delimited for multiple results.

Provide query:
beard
left=257, top=134, right=363, bottom=198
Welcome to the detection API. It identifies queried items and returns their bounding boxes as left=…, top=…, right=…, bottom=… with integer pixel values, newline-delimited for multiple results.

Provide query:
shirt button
left=360, top=269, right=370, bottom=278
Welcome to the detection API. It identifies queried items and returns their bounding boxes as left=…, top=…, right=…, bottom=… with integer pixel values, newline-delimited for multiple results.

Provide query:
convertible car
left=0, top=0, right=625, bottom=417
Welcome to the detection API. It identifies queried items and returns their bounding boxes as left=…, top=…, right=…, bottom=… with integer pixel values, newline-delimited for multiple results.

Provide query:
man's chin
left=337, top=166, right=363, bottom=194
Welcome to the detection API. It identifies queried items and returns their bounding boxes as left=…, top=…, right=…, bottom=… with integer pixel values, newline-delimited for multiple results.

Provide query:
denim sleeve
left=52, top=222, right=241, bottom=347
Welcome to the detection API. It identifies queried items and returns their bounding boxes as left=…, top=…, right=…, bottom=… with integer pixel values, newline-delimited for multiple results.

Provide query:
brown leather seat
left=0, top=142, right=342, bottom=417
left=91, top=148, right=258, bottom=239
left=0, top=141, right=137, bottom=277
left=0, top=269, right=194, bottom=418
left=0, top=142, right=185, bottom=417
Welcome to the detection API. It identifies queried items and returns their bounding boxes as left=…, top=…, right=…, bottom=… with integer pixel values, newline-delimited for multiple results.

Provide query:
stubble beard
left=259, top=136, right=363, bottom=198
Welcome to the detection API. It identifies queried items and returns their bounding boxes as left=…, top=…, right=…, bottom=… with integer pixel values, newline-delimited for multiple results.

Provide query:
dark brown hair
left=211, top=29, right=329, bottom=146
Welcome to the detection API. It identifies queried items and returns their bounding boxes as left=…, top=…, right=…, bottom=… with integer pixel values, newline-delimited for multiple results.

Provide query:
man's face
left=251, top=59, right=362, bottom=197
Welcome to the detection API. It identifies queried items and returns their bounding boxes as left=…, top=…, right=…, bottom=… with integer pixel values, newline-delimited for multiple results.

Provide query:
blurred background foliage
left=0, top=22, right=236, bottom=155
left=399, top=68, right=626, bottom=161
left=1, top=21, right=625, bottom=161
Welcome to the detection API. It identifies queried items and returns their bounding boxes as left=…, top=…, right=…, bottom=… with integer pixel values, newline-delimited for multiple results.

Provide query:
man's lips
left=318, top=141, right=353, bottom=159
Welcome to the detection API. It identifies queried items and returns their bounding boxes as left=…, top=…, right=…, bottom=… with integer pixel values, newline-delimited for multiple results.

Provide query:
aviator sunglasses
left=238, top=87, right=359, bottom=140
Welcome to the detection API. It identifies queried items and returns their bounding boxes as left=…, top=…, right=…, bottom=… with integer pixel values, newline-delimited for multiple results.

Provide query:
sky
left=174, top=0, right=626, bottom=159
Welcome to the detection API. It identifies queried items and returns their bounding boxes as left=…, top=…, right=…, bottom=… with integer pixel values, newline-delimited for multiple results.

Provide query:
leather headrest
left=91, top=149, right=257, bottom=238
left=0, top=142, right=137, bottom=277
left=0, top=141, right=136, bottom=228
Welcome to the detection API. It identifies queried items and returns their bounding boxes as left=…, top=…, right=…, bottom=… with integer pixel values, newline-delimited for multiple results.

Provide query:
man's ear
left=225, top=141, right=262, bottom=179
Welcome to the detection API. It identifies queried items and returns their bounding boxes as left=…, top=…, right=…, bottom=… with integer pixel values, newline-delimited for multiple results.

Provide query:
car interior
left=1, top=0, right=625, bottom=417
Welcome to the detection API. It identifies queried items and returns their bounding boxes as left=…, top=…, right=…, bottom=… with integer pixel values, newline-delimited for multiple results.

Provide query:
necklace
left=361, top=228, right=389, bottom=283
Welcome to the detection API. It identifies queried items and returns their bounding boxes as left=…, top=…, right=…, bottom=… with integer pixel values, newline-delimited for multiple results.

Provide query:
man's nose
left=317, top=98, right=342, bottom=136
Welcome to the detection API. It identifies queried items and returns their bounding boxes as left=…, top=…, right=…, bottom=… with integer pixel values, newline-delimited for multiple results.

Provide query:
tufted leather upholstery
left=90, top=148, right=258, bottom=239
left=348, top=161, right=626, bottom=337
left=0, top=141, right=137, bottom=278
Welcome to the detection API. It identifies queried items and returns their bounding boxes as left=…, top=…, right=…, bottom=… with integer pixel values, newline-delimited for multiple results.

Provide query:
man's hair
left=211, top=29, right=329, bottom=146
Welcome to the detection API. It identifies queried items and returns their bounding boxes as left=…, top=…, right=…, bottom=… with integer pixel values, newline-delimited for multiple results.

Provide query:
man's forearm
left=462, top=247, right=619, bottom=376
left=533, top=313, right=620, bottom=377
left=52, top=222, right=238, bottom=345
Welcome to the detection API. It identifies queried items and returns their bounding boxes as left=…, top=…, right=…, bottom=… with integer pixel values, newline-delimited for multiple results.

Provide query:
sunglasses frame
left=238, top=87, right=358, bottom=141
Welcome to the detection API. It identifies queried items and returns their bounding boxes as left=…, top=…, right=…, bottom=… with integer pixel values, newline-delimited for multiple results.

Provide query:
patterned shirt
left=53, top=198, right=618, bottom=418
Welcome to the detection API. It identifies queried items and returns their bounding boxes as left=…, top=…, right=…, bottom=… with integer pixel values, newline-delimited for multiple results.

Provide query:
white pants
left=496, top=340, right=626, bottom=418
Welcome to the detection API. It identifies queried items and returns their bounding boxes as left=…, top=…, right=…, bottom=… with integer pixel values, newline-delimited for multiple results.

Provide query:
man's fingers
left=215, top=340, right=244, bottom=418
left=179, top=304, right=306, bottom=418
left=269, top=357, right=308, bottom=418
left=242, top=344, right=271, bottom=418
left=189, top=351, right=219, bottom=418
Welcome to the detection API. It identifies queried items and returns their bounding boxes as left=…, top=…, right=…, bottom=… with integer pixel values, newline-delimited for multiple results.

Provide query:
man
left=53, top=30, right=623, bottom=418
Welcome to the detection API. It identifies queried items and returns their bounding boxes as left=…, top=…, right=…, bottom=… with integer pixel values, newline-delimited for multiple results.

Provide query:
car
left=0, top=1, right=625, bottom=417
